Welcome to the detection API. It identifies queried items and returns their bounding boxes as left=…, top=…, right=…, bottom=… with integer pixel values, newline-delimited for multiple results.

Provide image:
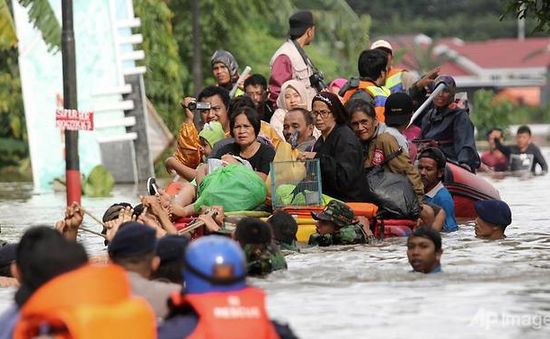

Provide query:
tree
left=503, top=0, right=550, bottom=33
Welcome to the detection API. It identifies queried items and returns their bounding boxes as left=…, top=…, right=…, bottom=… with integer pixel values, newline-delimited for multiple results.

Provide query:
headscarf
left=210, top=50, right=239, bottom=82
left=433, top=75, right=456, bottom=106
left=328, top=78, right=347, bottom=92
left=276, top=79, right=311, bottom=111
left=311, top=91, right=348, bottom=125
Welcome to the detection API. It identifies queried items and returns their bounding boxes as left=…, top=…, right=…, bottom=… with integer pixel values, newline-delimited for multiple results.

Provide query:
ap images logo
left=469, top=308, right=550, bottom=330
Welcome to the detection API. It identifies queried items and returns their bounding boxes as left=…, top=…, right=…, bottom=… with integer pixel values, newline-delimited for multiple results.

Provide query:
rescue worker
left=308, top=200, right=370, bottom=246
left=340, top=48, right=391, bottom=122
left=415, top=75, right=480, bottom=171
left=268, top=210, right=300, bottom=252
left=158, top=236, right=297, bottom=338
left=269, top=10, right=320, bottom=106
left=234, top=217, right=287, bottom=276
left=370, top=40, right=417, bottom=94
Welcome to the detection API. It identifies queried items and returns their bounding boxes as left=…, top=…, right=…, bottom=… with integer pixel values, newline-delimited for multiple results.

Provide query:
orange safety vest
left=175, top=287, right=279, bottom=339
left=14, top=264, right=156, bottom=339
left=342, top=80, right=390, bottom=123
left=385, top=68, right=407, bottom=94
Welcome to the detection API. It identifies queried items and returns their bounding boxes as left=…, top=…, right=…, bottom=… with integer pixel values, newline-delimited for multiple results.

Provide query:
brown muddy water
left=1, top=149, right=550, bottom=338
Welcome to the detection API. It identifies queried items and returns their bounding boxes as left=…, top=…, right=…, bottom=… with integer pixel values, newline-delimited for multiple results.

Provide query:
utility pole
left=61, top=0, right=81, bottom=205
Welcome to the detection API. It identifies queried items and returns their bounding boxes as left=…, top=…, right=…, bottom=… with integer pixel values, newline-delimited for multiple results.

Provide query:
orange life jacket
left=385, top=67, right=407, bottom=93
left=342, top=80, right=390, bottom=122
left=175, top=287, right=279, bottom=339
left=14, top=264, right=156, bottom=339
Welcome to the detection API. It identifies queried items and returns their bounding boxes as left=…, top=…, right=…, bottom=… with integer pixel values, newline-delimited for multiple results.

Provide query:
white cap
left=370, top=40, right=393, bottom=53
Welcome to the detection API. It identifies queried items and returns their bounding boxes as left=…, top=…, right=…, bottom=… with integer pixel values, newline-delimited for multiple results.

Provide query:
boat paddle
left=406, top=81, right=447, bottom=128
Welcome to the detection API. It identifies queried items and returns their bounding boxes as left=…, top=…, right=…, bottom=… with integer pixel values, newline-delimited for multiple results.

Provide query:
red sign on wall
left=56, top=109, right=94, bottom=131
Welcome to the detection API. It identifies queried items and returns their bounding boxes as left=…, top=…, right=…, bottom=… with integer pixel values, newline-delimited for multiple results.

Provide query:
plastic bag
left=195, top=164, right=267, bottom=212
left=365, top=166, right=420, bottom=220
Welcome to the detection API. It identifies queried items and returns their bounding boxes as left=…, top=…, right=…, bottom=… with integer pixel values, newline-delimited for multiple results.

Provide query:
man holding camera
left=268, top=10, right=322, bottom=107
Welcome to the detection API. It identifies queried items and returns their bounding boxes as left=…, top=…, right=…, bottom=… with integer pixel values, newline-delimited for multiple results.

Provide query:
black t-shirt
left=215, top=142, right=275, bottom=175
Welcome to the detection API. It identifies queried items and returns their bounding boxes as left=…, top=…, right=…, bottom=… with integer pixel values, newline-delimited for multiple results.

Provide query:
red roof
left=438, top=61, right=472, bottom=76
left=441, top=38, right=550, bottom=69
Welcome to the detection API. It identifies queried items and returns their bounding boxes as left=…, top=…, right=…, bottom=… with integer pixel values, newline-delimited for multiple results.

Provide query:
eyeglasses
left=312, top=109, right=332, bottom=118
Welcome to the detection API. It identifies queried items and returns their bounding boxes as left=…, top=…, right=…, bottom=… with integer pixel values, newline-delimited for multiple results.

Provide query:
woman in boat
left=300, top=92, right=364, bottom=202
left=270, top=79, right=312, bottom=139
left=214, top=106, right=276, bottom=181
left=347, top=96, right=424, bottom=202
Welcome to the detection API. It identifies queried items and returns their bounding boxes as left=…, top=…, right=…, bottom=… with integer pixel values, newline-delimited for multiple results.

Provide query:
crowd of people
left=0, top=8, right=536, bottom=338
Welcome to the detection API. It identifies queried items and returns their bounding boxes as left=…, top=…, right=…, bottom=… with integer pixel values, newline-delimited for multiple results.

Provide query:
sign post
left=61, top=0, right=80, bottom=206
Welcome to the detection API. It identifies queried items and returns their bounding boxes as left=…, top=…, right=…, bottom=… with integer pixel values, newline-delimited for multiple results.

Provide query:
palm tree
left=0, top=0, right=61, bottom=51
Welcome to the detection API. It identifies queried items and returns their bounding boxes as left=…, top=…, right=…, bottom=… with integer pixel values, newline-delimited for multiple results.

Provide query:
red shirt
left=481, top=150, right=508, bottom=171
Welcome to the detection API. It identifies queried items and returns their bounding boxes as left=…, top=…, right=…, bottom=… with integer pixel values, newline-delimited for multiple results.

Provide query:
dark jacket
left=495, top=140, right=548, bottom=174
left=419, top=106, right=480, bottom=170
left=313, top=124, right=364, bottom=201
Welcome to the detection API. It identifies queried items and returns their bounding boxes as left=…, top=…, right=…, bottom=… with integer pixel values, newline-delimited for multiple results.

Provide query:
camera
left=309, top=72, right=327, bottom=92
left=185, top=101, right=211, bottom=111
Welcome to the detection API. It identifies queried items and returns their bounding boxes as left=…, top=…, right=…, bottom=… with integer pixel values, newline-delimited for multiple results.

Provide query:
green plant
left=472, top=89, right=513, bottom=140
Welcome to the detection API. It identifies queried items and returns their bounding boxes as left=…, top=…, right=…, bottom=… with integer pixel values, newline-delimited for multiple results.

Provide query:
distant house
left=383, top=34, right=550, bottom=106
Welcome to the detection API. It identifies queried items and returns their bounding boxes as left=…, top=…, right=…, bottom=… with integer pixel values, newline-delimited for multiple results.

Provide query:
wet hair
left=312, top=92, right=348, bottom=125
left=15, top=226, right=88, bottom=306
left=198, top=86, right=231, bottom=111
left=268, top=210, right=298, bottom=245
left=358, top=49, right=388, bottom=80
left=345, top=99, right=376, bottom=120
left=288, top=107, right=314, bottom=126
left=230, top=107, right=261, bottom=138
left=234, top=217, right=273, bottom=246
left=102, top=202, right=132, bottom=222
left=244, top=74, right=267, bottom=90
left=407, top=226, right=442, bottom=252
left=486, top=128, right=503, bottom=138
left=517, top=125, right=531, bottom=136
left=418, top=147, right=447, bottom=170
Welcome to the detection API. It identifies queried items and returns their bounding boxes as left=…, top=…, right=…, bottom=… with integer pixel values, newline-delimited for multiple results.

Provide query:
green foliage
left=0, top=48, right=27, bottom=167
left=82, top=165, right=114, bottom=197
left=503, top=0, right=550, bottom=33
left=0, top=0, right=17, bottom=49
left=17, top=0, right=61, bottom=52
left=134, top=0, right=185, bottom=132
left=348, top=0, right=548, bottom=40
left=472, top=90, right=513, bottom=140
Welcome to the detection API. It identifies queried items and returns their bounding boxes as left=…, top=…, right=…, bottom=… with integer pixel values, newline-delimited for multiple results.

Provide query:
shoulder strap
left=291, top=39, right=319, bottom=73
left=380, top=147, right=403, bottom=166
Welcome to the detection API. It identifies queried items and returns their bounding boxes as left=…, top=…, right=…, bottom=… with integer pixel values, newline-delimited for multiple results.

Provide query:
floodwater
left=1, top=149, right=550, bottom=339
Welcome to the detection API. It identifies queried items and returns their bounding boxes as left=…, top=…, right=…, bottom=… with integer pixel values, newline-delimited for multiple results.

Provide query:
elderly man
left=282, top=107, right=316, bottom=151
left=474, top=200, right=512, bottom=240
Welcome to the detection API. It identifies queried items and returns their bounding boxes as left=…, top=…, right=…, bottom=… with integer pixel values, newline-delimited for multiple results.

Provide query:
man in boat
left=474, top=200, right=512, bottom=240
left=234, top=217, right=287, bottom=276
left=108, top=222, right=180, bottom=320
left=407, top=226, right=443, bottom=274
left=0, top=227, right=88, bottom=339
left=308, top=200, right=370, bottom=246
left=165, top=86, right=232, bottom=181
left=269, top=10, right=319, bottom=107
left=480, top=128, right=509, bottom=172
left=282, top=107, right=316, bottom=152
left=495, top=125, right=548, bottom=175
left=417, top=148, right=458, bottom=232
left=413, top=75, right=480, bottom=171
left=244, top=74, right=275, bottom=122
left=158, top=236, right=297, bottom=338
left=268, top=210, right=300, bottom=252
left=370, top=39, right=418, bottom=94
left=339, top=48, right=390, bottom=122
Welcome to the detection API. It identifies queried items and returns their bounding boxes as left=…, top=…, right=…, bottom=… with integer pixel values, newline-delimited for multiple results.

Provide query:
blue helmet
left=183, top=235, right=247, bottom=294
